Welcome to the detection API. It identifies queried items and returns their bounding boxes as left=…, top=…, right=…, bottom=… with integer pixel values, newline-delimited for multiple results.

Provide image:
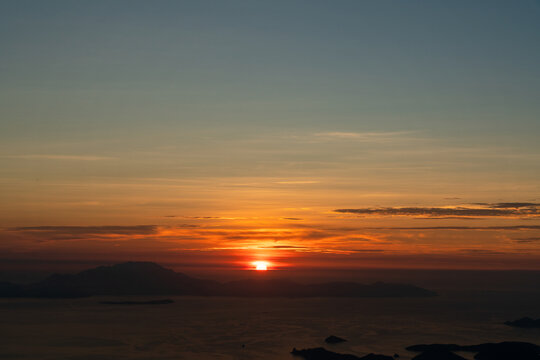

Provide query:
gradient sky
left=1, top=0, right=540, bottom=273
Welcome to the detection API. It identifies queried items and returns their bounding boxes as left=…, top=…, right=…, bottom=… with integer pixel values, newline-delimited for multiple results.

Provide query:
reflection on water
left=1, top=291, right=540, bottom=360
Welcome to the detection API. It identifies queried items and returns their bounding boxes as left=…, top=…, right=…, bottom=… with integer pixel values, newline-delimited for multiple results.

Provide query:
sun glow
left=252, top=261, right=269, bottom=271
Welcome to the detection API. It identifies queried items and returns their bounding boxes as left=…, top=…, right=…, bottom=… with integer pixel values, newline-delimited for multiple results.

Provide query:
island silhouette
left=292, top=341, right=540, bottom=360
left=0, top=261, right=436, bottom=298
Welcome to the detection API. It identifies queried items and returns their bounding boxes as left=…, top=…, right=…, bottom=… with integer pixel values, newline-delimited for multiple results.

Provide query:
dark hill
left=24, top=261, right=219, bottom=297
left=0, top=282, right=25, bottom=297
left=504, top=317, right=540, bottom=328
left=0, top=262, right=436, bottom=298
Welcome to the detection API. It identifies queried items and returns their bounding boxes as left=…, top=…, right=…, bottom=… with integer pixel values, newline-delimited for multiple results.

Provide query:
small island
left=291, top=347, right=393, bottom=360
left=325, top=335, right=347, bottom=344
left=291, top=341, right=540, bottom=360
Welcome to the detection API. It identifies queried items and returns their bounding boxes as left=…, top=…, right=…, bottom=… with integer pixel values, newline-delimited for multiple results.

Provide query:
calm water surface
left=1, top=290, right=540, bottom=360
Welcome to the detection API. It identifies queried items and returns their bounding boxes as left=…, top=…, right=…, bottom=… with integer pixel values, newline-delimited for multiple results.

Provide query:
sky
left=1, top=0, right=540, bottom=274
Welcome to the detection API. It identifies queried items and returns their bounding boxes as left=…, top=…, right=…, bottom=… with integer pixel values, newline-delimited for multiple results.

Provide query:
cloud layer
left=334, top=203, right=540, bottom=218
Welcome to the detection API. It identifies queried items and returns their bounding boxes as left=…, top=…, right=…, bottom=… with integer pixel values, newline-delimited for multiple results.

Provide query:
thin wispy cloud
left=10, top=225, right=158, bottom=235
left=313, top=131, right=416, bottom=142
left=259, top=245, right=310, bottom=249
left=3, top=220, right=539, bottom=262
left=512, top=237, right=540, bottom=243
left=1, top=154, right=115, bottom=161
left=3, top=225, right=160, bottom=243
left=3, top=223, right=387, bottom=254
left=179, top=216, right=249, bottom=220
left=481, top=202, right=540, bottom=209
left=275, top=180, right=320, bottom=185
left=363, top=225, right=540, bottom=231
left=458, top=249, right=507, bottom=255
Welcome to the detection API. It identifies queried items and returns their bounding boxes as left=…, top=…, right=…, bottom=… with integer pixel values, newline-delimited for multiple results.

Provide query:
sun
left=252, top=261, right=269, bottom=271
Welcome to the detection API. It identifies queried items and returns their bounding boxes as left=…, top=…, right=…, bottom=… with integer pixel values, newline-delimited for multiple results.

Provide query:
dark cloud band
left=334, top=203, right=540, bottom=218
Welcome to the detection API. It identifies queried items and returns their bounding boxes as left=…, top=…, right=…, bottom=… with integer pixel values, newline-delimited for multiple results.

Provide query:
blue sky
left=2, top=0, right=540, bottom=138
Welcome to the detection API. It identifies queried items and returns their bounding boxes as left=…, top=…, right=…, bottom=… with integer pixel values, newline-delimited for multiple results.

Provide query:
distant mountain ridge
left=0, top=261, right=437, bottom=298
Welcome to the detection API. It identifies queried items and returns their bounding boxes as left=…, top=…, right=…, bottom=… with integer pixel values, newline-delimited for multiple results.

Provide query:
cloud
left=293, top=224, right=540, bottom=231
left=9, top=225, right=158, bottom=236
left=458, top=249, right=507, bottom=255
left=179, top=216, right=248, bottom=220
left=414, top=217, right=486, bottom=220
left=365, top=225, right=540, bottom=230
left=2, top=225, right=163, bottom=244
left=512, top=237, right=540, bottom=243
left=4, top=220, right=539, bottom=258
left=1, top=154, right=115, bottom=161
left=334, top=204, right=540, bottom=218
left=275, top=180, right=320, bottom=185
left=259, top=245, right=310, bottom=249
left=343, top=237, right=380, bottom=242
left=347, top=249, right=387, bottom=252
left=176, top=224, right=201, bottom=228
left=487, top=202, right=540, bottom=209
left=314, top=131, right=414, bottom=141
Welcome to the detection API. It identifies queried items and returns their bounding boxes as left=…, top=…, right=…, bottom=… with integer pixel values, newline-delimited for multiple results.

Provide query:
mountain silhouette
left=23, top=262, right=219, bottom=297
left=504, top=317, right=540, bottom=328
left=0, top=262, right=436, bottom=298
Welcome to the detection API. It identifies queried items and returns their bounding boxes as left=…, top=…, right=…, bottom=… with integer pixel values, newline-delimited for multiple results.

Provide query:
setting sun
left=252, top=261, right=269, bottom=271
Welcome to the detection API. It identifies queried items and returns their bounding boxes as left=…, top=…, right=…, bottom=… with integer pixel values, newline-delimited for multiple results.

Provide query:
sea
left=1, top=289, right=540, bottom=360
